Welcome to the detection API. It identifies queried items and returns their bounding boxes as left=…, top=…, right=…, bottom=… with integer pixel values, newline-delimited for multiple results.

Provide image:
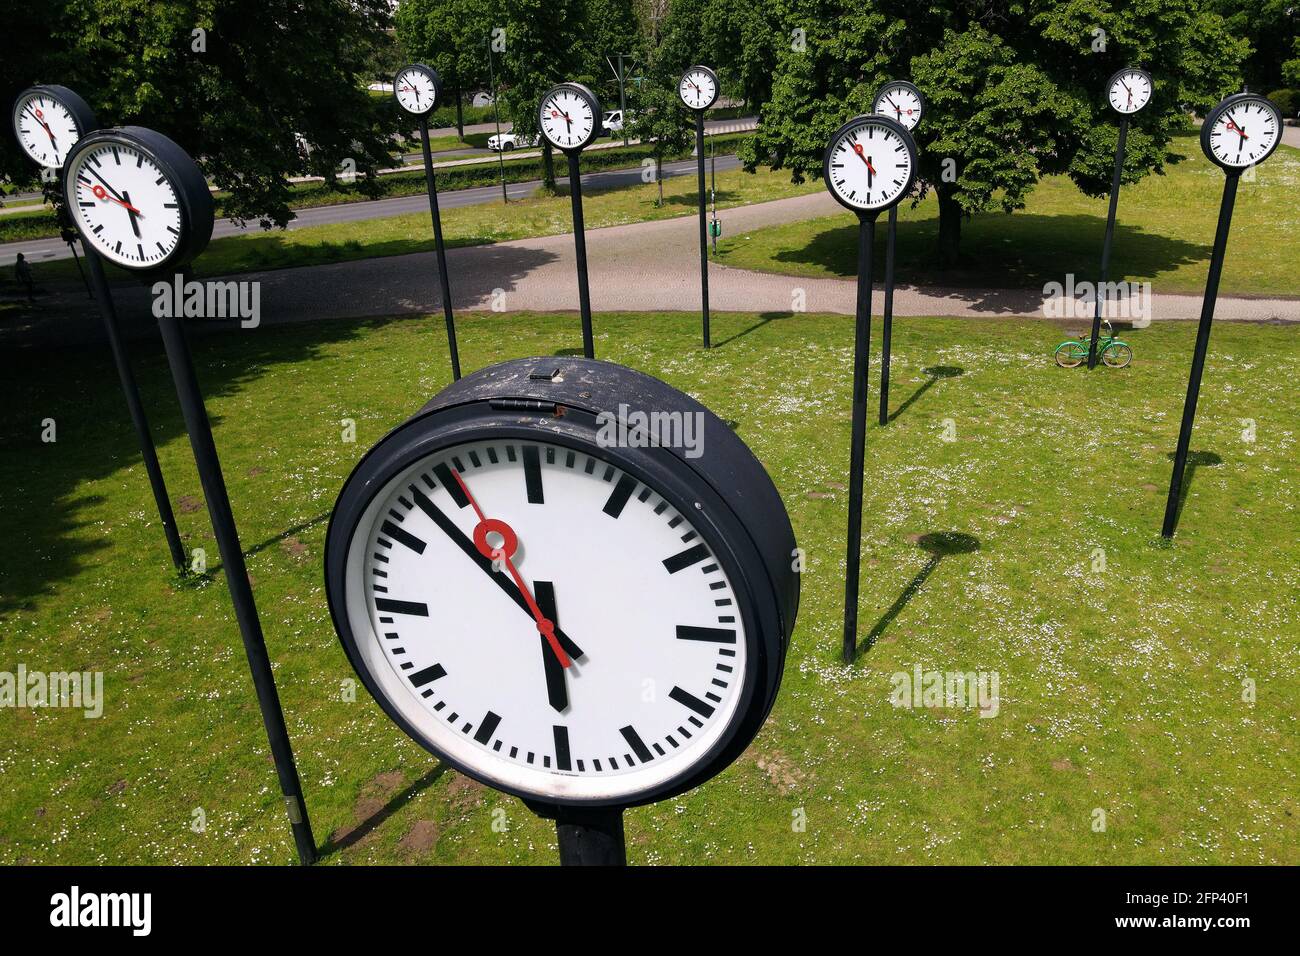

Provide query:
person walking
left=15, top=253, right=36, bottom=302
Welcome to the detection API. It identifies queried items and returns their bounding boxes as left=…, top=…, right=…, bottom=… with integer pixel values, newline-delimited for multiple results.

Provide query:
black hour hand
left=534, top=581, right=568, bottom=713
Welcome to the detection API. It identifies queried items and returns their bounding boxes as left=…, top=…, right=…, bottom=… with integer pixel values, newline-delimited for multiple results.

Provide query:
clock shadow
left=319, top=763, right=449, bottom=858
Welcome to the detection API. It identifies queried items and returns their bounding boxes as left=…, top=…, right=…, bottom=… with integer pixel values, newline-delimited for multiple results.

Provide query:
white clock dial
left=873, top=83, right=923, bottom=131
left=1206, top=98, right=1280, bottom=169
left=826, top=118, right=915, bottom=211
left=67, top=141, right=184, bottom=269
left=13, top=92, right=82, bottom=168
left=395, top=68, right=437, bottom=115
left=342, top=438, right=749, bottom=801
left=679, top=69, right=717, bottom=110
left=1108, top=70, right=1152, bottom=114
left=540, top=88, right=597, bottom=150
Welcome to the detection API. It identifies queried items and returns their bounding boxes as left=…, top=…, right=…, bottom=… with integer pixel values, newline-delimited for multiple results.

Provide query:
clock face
left=338, top=437, right=751, bottom=801
left=12, top=90, right=84, bottom=168
left=539, top=85, right=599, bottom=151
left=395, top=66, right=438, bottom=116
left=679, top=67, right=718, bottom=111
left=824, top=115, right=916, bottom=213
left=65, top=138, right=185, bottom=269
left=1107, top=69, right=1152, bottom=114
left=873, top=82, right=924, bottom=131
left=1203, top=95, right=1281, bottom=169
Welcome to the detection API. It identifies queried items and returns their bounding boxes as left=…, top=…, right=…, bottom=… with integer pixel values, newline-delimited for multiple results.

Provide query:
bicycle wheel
left=1054, top=341, right=1087, bottom=368
left=1102, top=342, right=1132, bottom=368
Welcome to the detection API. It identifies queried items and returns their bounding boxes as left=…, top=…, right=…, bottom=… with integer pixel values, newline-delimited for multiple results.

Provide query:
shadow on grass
left=855, top=531, right=982, bottom=659
left=1163, top=449, right=1223, bottom=534
left=317, top=763, right=449, bottom=858
left=886, top=365, right=964, bottom=423
left=711, top=311, right=795, bottom=349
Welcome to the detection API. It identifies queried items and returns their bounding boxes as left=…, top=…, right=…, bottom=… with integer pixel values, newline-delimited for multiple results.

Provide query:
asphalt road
left=0, top=154, right=743, bottom=268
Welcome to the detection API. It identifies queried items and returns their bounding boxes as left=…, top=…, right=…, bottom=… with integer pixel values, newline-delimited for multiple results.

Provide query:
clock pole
left=877, top=204, right=898, bottom=425
left=83, top=247, right=188, bottom=572
left=154, top=308, right=319, bottom=864
left=528, top=802, right=627, bottom=866
left=417, top=114, right=462, bottom=380
left=695, top=111, right=711, bottom=348
left=1161, top=171, right=1238, bottom=538
left=843, top=214, right=876, bottom=663
left=566, top=151, right=596, bottom=359
left=1087, top=116, right=1129, bottom=369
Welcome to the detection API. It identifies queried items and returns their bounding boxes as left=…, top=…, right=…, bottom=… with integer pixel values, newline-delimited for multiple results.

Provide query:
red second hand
left=450, top=469, right=571, bottom=668
left=91, top=184, right=142, bottom=214
left=852, top=142, right=877, bottom=175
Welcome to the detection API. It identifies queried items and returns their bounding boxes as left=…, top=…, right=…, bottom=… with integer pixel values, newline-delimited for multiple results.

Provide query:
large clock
left=823, top=114, right=917, bottom=215
left=394, top=63, right=441, bottom=117
left=1201, top=92, right=1281, bottom=171
left=1106, top=67, right=1153, bottom=115
left=11, top=84, right=97, bottom=169
left=872, top=80, right=924, bottom=132
left=679, top=66, right=719, bottom=111
left=62, top=126, right=213, bottom=272
left=538, top=83, right=603, bottom=152
left=325, top=358, right=799, bottom=807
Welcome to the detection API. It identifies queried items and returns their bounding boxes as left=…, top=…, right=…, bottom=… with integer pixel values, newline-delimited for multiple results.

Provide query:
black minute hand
left=534, top=581, right=569, bottom=712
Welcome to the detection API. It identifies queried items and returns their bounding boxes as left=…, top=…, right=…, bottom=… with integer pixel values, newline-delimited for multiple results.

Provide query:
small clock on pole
left=395, top=63, right=461, bottom=380
left=871, top=80, right=925, bottom=426
left=679, top=65, right=719, bottom=348
left=823, top=113, right=918, bottom=663
left=539, top=83, right=604, bottom=359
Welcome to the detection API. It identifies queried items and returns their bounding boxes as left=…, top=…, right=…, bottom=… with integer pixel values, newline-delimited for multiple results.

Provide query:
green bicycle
left=1054, top=319, right=1133, bottom=369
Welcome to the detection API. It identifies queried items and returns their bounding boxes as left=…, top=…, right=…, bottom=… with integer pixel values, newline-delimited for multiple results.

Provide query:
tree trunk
left=455, top=85, right=464, bottom=140
left=542, top=143, right=556, bottom=192
left=937, top=187, right=962, bottom=269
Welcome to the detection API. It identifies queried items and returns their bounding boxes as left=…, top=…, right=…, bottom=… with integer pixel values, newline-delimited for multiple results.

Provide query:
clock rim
left=871, top=79, right=926, bottom=132
left=1105, top=66, right=1153, bottom=116
left=11, top=84, right=98, bottom=169
left=60, top=126, right=214, bottom=273
left=822, top=113, right=919, bottom=217
left=392, top=62, right=442, bottom=117
left=325, top=411, right=778, bottom=808
left=1199, top=93, right=1283, bottom=171
left=679, top=65, right=720, bottom=112
left=537, top=82, right=605, bottom=153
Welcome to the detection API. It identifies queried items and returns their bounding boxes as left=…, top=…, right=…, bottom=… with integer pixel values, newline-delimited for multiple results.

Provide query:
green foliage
left=1287, top=38, right=1300, bottom=88
left=1210, top=0, right=1299, bottom=92
left=1, top=0, right=400, bottom=227
left=394, top=0, right=493, bottom=95
left=1266, top=89, right=1298, bottom=119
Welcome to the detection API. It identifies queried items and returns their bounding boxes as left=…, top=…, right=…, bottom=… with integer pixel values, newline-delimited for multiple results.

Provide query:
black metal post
left=567, top=151, right=595, bottom=359
left=83, top=248, right=186, bottom=571
left=153, top=310, right=318, bottom=864
left=66, top=240, right=91, bottom=298
left=710, top=140, right=718, bottom=255
left=487, top=39, right=508, bottom=205
left=1162, top=172, right=1239, bottom=538
left=843, top=216, right=876, bottom=663
left=877, top=205, right=898, bottom=425
left=695, top=112, right=711, bottom=348
left=1088, top=116, right=1128, bottom=369
left=556, top=806, right=627, bottom=865
left=418, top=115, right=461, bottom=380
left=617, top=55, right=629, bottom=147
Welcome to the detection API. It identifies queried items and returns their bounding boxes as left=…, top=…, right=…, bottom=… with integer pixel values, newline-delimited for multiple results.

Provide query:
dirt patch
left=1140, top=483, right=1158, bottom=492
left=398, top=819, right=440, bottom=855
left=247, top=466, right=267, bottom=477
left=281, top=536, right=308, bottom=560
left=330, top=771, right=408, bottom=848
left=806, top=491, right=832, bottom=499
left=177, top=495, right=204, bottom=514
left=445, top=773, right=485, bottom=812
left=1051, top=758, right=1074, bottom=771
left=905, top=533, right=923, bottom=545
left=753, top=750, right=806, bottom=795
left=107, top=779, right=127, bottom=795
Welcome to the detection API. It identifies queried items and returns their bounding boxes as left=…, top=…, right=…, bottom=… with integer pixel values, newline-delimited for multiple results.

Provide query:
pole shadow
left=886, top=365, right=964, bottom=424
left=711, top=311, right=793, bottom=349
left=856, top=531, right=981, bottom=658
left=317, top=763, right=449, bottom=858
left=1164, top=450, right=1223, bottom=534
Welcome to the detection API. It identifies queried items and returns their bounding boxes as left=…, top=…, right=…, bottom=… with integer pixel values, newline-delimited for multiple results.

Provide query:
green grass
left=1, top=310, right=1296, bottom=865
left=715, top=132, right=1300, bottom=297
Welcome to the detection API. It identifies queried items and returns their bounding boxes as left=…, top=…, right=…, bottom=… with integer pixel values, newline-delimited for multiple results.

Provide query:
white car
left=487, top=130, right=539, bottom=151
left=602, top=109, right=634, bottom=135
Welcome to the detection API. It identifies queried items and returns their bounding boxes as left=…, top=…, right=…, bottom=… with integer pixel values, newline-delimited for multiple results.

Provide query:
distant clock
left=325, top=358, right=799, bottom=807
left=394, top=64, right=441, bottom=117
left=11, top=84, right=96, bottom=169
left=62, top=127, right=213, bottom=272
left=872, top=80, right=925, bottom=132
left=1106, top=67, right=1153, bottom=115
left=823, top=114, right=917, bottom=215
left=539, top=83, right=603, bottom=152
left=1201, top=93, right=1282, bottom=171
left=679, top=66, right=719, bottom=111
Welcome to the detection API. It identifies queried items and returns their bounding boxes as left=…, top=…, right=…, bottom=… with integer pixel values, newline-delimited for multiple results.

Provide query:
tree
left=395, top=0, right=493, bottom=139
left=2, top=0, right=397, bottom=226
left=700, top=0, right=780, bottom=107
left=742, top=0, right=1248, bottom=267
left=1209, top=0, right=1299, bottom=93
left=626, top=0, right=697, bottom=204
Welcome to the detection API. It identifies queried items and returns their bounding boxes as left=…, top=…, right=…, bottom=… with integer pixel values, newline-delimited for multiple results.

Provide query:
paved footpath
left=6, top=191, right=1298, bottom=348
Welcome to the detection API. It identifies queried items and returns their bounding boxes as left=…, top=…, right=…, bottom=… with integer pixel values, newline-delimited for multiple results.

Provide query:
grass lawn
left=715, top=132, right=1300, bottom=298
left=1, top=309, right=1296, bottom=865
